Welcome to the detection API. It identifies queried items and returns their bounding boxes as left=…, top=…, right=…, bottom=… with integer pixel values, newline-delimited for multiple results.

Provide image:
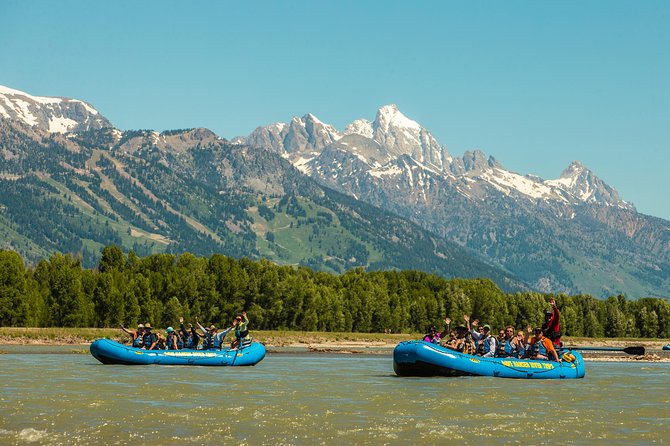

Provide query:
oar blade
left=623, top=346, right=645, bottom=356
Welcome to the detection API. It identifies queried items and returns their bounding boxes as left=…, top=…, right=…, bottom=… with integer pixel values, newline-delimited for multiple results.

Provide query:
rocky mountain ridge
left=238, top=105, right=669, bottom=297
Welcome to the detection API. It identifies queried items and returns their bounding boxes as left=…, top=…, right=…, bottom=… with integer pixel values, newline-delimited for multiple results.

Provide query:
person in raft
left=542, top=298, right=562, bottom=347
left=422, top=318, right=450, bottom=344
left=196, top=318, right=233, bottom=350
left=165, top=327, right=182, bottom=350
left=179, top=317, right=200, bottom=350
left=142, top=323, right=158, bottom=350
left=230, top=311, right=251, bottom=349
left=120, top=323, right=144, bottom=348
left=445, top=324, right=476, bottom=354
left=465, top=316, right=497, bottom=357
left=525, top=327, right=561, bottom=362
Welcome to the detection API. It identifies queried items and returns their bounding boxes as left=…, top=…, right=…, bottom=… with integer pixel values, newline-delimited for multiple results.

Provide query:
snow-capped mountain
left=238, top=105, right=669, bottom=296
left=0, top=85, right=111, bottom=133
left=238, top=105, right=632, bottom=212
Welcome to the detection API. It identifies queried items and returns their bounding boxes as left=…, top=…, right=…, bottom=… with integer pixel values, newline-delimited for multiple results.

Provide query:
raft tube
left=90, top=338, right=266, bottom=366
left=393, top=340, right=585, bottom=379
left=663, top=345, right=670, bottom=351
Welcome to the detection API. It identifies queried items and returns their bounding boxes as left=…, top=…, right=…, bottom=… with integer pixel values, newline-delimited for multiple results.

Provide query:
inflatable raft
left=663, top=345, right=670, bottom=351
left=90, top=338, right=266, bottom=366
left=393, top=340, right=585, bottom=379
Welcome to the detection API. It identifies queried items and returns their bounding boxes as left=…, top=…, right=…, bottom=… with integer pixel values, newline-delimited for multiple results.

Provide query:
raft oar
left=565, top=346, right=645, bottom=356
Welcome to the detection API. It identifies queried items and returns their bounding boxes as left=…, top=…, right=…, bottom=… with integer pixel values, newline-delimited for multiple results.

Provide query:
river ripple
left=1, top=346, right=669, bottom=445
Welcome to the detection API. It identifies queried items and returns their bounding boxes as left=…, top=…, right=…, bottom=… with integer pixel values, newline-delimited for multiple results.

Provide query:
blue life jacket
left=167, top=333, right=179, bottom=350
left=476, top=335, right=493, bottom=355
left=532, top=338, right=548, bottom=358
left=210, top=333, right=221, bottom=350
left=143, top=332, right=157, bottom=350
left=132, top=332, right=143, bottom=348
left=202, top=332, right=213, bottom=350
left=186, top=335, right=198, bottom=350
left=496, top=338, right=516, bottom=357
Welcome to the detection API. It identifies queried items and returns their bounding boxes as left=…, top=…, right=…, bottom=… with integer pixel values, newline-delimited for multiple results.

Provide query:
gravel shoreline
left=1, top=334, right=668, bottom=362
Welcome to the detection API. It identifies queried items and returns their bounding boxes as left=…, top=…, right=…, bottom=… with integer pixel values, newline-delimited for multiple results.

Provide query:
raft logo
left=501, top=360, right=554, bottom=370
left=163, top=351, right=217, bottom=358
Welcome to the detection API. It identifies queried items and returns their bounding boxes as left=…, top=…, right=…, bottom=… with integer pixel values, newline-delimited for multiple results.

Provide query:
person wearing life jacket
left=473, top=324, right=497, bottom=357
left=179, top=317, right=199, bottom=350
left=445, top=324, right=474, bottom=354
left=166, top=327, right=181, bottom=350
left=541, top=298, right=562, bottom=347
left=142, top=323, right=158, bottom=350
left=515, top=330, right=528, bottom=358
left=120, top=323, right=144, bottom=348
left=196, top=320, right=233, bottom=350
left=526, top=327, right=560, bottom=362
left=495, top=326, right=520, bottom=358
left=231, top=312, right=252, bottom=349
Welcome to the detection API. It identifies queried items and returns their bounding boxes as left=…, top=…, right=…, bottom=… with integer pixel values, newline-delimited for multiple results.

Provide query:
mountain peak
left=374, top=104, right=421, bottom=133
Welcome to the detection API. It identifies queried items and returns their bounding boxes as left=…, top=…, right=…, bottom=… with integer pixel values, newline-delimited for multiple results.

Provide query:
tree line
left=1, top=247, right=669, bottom=338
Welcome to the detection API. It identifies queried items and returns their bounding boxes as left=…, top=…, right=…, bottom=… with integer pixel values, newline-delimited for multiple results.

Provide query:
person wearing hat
left=142, top=323, right=158, bottom=350
left=165, top=326, right=182, bottom=350
left=525, top=327, right=560, bottom=362
left=120, top=323, right=144, bottom=348
left=231, top=311, right=251, bottom=349
left=422, top=317, right=451, bottom=345
left=195, top=318, right=233, bottom=350
left=541, top=298, right=562, bottom=347
left=445, top=319, right=475, bottom=354
left=466, top=316, right=497, bottom=358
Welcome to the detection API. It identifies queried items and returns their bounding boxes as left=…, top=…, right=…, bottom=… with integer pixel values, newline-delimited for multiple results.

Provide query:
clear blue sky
left=2, top=1, right=669, bottom=220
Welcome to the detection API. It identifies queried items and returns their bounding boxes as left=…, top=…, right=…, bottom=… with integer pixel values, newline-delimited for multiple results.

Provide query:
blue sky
left=1, top=1, right=669, bottom=220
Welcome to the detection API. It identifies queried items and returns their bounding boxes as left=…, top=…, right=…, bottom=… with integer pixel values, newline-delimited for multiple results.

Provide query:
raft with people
left=393, top=340, right=585, bottom=379
left=90, top=338, right=266, bottom=366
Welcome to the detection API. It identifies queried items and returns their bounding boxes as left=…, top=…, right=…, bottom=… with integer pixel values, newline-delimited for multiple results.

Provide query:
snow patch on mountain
left=0, top=84, right=111, bottom=133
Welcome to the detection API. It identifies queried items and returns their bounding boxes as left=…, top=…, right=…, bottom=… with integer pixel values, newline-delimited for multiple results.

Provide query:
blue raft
left=90, top=338, right=266, bottom=366
left=393, top=340, right=585, bottom=379
left=663, top=345, right=670, bottom=351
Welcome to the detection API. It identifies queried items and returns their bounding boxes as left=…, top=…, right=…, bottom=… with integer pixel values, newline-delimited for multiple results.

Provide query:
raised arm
left=195, top=319, right=208, bottom=337
left=439, top=317, right=451, bottom=339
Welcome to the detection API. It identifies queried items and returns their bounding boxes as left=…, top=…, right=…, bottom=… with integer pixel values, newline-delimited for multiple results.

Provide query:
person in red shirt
left=541, top=298, right=562, bottom=347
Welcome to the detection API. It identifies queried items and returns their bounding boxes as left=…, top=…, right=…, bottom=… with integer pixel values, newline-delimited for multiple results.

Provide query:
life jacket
left=176, top=336, right=184, bottom=349
left=210, top=333, right=221, bottom=350
left=132, top=332, right=143, bottom=348
left=462, top=338, right=475, bottom=355
left=167, top=333, right=179, bottom=350
left=235, top=327, right=249, bottom=340
left=202, top=333, right=212, bottom=350
left=496, top=338, right=516, bottom=357
left=186, top=335, right=198, bottom=350
left=531, top=338, right=548, bottom=359
left=476, top=335, right=492, bottom=355
left=142, top=332, right=157, bottom=350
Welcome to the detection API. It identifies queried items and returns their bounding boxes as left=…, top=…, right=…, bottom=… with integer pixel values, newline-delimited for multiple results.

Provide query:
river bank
left=1, top=327, right=667, bottom=361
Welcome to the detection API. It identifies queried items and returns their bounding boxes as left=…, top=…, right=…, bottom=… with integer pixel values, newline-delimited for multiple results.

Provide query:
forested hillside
left=0, top=123, right=522, bottom=290
left=1, top=248, right=668, bottom=338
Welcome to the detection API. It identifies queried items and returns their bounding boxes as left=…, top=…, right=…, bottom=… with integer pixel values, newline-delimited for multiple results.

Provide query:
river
left=1, top=346, right=669, bottom=445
